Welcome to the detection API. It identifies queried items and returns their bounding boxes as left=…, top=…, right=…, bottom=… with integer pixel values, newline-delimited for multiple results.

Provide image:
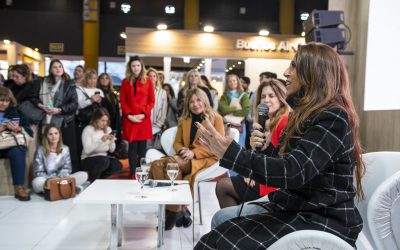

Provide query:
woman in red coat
left=120, top=56, right=155, bottom=177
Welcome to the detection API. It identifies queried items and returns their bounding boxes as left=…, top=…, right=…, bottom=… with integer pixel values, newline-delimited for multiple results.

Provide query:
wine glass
left=166, top=163, right=179, bottom=192
left=140, top=157, right=151, bottom=173
left=135, top=167, right=148, bottom=198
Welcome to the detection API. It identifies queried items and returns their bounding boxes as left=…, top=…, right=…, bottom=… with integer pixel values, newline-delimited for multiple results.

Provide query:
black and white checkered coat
left=195, top=107, right=363, bottom=249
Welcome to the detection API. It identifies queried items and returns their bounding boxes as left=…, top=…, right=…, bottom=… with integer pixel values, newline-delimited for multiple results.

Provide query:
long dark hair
left=281, top=42, right=365, bottom=199
left=97, top=73, right=117, bottom=106
left=47, top=59, right=70, bottom=84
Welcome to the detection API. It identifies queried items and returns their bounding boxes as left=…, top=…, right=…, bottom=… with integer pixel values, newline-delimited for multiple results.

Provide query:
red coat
left=120, top=77, right=155, bottom=142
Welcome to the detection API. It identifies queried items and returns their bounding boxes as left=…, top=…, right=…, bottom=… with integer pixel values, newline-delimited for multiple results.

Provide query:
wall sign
left=236, top=39, right=302, bottom=52
left=49, top=43, right=64, bottom=53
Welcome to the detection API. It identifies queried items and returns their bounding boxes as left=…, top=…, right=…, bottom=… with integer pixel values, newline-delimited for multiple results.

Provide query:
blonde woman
left=176, top=69, right=213, bottom=116
left=218, top=74, right=250, bottom=147
left=149, top=88, right=224, bottom=230
left=147, top=68, right=168, bottom=148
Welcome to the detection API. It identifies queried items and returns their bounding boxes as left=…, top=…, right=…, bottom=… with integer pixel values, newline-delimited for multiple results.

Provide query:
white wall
left=244, top=58, right=291, bottom=92
left=364, top=0, right=400, bottom=110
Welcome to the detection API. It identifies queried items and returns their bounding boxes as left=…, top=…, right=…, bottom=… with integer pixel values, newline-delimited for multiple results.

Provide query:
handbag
left=153, top=132, right=162, bottom=150
left=223, top=92, right=246, bottom=126
left=44, top=176, right=76, bottom=201
left=114, top=141, right=128, bottom=159
left=77, top=88, right=100, bottom=124
left=18, top=101, right=45, bottom=124
left=0, top=130, right=28, bottom=150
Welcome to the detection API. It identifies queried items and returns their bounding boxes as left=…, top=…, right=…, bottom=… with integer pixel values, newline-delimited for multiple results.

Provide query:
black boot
left=165, top=211, right=183, bottom=231
left=176, top=208, right=192, bottom=228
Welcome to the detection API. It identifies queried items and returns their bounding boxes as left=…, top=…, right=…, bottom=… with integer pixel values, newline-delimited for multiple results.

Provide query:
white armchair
left=268, top=151, right=400, bottom=250
left=194, top=127, right=240, bottom=225
left=145, top=126, right=177, bottom=161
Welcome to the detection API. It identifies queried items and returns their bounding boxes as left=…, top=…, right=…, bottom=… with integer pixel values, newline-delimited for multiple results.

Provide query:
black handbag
left=18, top=100, right=45, bottom=124
left=77, top=88, right=100, bottom=124
left=77, top=103, right=99, bottom=124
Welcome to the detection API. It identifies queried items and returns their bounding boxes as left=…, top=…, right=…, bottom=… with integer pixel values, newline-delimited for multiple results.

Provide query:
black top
left=4, top=80, right=40, bottom=105
left=189, top=113, right=204, bottom=145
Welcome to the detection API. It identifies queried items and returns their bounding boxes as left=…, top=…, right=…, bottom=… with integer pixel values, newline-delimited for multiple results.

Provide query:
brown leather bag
left=44, top=177, right=76, bottom=201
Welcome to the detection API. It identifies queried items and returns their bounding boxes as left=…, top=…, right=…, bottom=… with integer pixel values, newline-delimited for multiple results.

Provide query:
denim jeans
left=211, top=195, right=269, bottom=229
left=0, top=146, right=26, bottom=185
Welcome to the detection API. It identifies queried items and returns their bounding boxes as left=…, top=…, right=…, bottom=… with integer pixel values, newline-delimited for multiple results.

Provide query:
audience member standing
left=147, top=68, right=168, bottom=148
left=201, top=75, right=219, bottom=110
left=73, top=65, right=85, bottom=87
left=120, top=56, right=155, bottom=178
left=5, top=64, right=40, bottom=105
left=218, top=74, right=250, bottom=147
left=162, top=83, right=179, bottom=129
left=32, top=124, right=88, bottom=193
left=35, top=59, right=79, bottom=172
left=177, top=69, right=213, bottom=116
left=97, top=73, right=121, bottom=141
left=240, top=76, right=253, bottom=150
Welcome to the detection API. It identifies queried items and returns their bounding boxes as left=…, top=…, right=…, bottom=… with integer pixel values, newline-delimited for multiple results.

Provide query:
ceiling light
left=183, top=57, right=190, bottom=63
left=157, top=24, right=168, bottom=30
left=204, top=25, right=214, bottom=32
left=232, top=65, right=236, bottom=68
left=238, top=61, right=242, bottom=65
left=225, top=69, right=229, bottom=72
left=165, top=5, right=175, bottom=14
left=229, top=67, right=232, bottom=70
left=201, top=60, right=205, bottom=63
left=120, top=32, right=127, bottom=39
left=301, top=31, right=305, bottom=37
left=259, top=30, right=269, bottom=36
left=121, top=3, right=131, bottom=13
left=300, top=12, right=309, bottom=21
left=3, top=39, right=11, bottom=44
left=34, top=48, right=39, bottom=52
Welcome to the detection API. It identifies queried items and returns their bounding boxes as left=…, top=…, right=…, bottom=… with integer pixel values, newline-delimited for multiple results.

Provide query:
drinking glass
left=140, top=157, right=151, bottom=173
left=135, top=167, right=148, bottom=198
left=166, top=163, right=179, bottom=191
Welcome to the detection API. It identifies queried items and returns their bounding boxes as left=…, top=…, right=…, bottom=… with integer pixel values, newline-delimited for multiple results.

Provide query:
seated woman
left=32, top=124, right=88, bottom=194
left=215, top=79, right=290, bottom=212
left=149, top=88, right=224, bottom=230
left=0, top=86, right=33, bottom=201
left=81, top=108, right=121, bottom=182
left=195, top=43, right=364, bottom=249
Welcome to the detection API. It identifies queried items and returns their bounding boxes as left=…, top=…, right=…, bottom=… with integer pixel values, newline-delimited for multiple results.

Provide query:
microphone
left=256, top=103, right=269, bottom=153
left=145, top=179, right=180, bottom=188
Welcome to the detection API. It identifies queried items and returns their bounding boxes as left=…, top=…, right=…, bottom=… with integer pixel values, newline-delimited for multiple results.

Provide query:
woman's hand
left=173, top=155, right=189, bottom=166
left=38, top=103, right=51, bottom=113
left=47, top=108, right=62, bottom=115
left=179, top=148, right=195, bottom=161
left=90, top=94, right=102, bottom=103
left=250, top=122, right=271, bottom=151
left=196, top=117, right=233, bottom=158
left=6, top=122, right=22, bottom=133
left=243, top=177, right=256, bottom=187
left=127, top=114, right=145, bottom=123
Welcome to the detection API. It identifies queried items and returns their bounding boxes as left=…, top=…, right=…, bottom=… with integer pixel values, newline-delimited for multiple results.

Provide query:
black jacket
left=32, top=79, right=78, bottom=124
left=4, top=80, right=41, bottom=105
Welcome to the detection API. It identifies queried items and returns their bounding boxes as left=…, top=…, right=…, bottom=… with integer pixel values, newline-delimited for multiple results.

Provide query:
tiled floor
left=0, top=182, right=220, bottom=250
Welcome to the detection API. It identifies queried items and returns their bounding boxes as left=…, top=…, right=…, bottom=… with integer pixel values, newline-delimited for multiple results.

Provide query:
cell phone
left=11, top=118, right=20, bottom=125
left=110, top=130, right=117, bottom=135
left=94, top=91, right=100, bottom=95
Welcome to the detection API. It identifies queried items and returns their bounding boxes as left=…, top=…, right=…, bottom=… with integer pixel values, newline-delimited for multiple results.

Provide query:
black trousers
left=128, top=140, right=147, bottom=175
left=81, top=155, right=122, bottom=183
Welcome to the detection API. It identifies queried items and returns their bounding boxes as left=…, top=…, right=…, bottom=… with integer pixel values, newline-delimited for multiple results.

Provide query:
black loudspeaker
left=303, top=10, right=344, bottom=35
left=305, top=28, right=346, bottom=48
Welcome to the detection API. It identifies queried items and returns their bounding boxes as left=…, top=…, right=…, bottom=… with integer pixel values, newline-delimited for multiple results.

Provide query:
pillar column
left=279, top=0, right=295, bottom=34
left=184, top=0, right=199, bottom=30
left=83, top=0, right=99, bottom=70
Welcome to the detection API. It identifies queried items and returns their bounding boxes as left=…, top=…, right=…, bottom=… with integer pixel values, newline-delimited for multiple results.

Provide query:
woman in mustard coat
left=150, top=87, right=224, bottom=230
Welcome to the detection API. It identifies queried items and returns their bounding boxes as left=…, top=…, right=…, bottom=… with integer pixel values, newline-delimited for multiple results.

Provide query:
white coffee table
left=74, top=179, right=192, bottom=250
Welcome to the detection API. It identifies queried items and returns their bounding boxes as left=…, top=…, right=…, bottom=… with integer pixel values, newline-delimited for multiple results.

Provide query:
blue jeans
left=211, top=195, right=269, bottom=229
left=0, top=146, right=26, bottom=185
left=238, top=122, right=246, bottom=147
